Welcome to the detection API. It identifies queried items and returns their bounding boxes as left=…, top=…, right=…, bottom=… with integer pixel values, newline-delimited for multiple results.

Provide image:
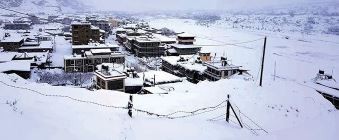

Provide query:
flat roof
left=177, top=33, right=195, bottom=38
left=0, top=61, right=31, bottom=72
left=171, top=44, right=201, bottom=49
left=72, top=43, right=119, bottom=49
left=205, top=62, right=241, bottom=71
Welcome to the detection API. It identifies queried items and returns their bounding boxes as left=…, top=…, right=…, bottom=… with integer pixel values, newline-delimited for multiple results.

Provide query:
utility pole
left=259, top=37, right=267, bottom=87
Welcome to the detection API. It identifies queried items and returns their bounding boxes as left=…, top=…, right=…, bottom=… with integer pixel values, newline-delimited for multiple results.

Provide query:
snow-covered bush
left=35, top=70, right=93, bottom=87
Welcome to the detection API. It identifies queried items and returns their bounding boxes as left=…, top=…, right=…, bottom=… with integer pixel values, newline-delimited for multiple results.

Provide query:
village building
left=0, top=61, right=31, bottom=79
left=168, top=44, right=202, bottom=56
left=108, top=18, right=122, bottom=28
left=133, top=36, right=165, bottom=57
left=152, top=33, right=177, bottom=44
left=138, top=70, right=184, bottom=86
left=0, top=35, right=25, bottom=51
left=12, top=52, right=51, bottom=68
left=204, top=57, right=247, bottom=81
left=0, top=51, right=50, bottom=68
left=71, top=21, right=104, bottom=45
left=161, top=55, right=206, bottom=83
left=64, top=49, right=125, bottom=73
left=87, top=18, right=111, bottom=36
left=177, top=33, right=196, bottom=45
left=166, top=33, right=201, bottom=56
left=18, top=40, right=53, bottom=53
left=95, top=63, right=127, bottom=92
left=72, top=43, right=119, bottom=54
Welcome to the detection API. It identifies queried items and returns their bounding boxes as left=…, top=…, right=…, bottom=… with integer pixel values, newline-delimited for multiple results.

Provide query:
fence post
left=226, top=94, right=230, bottom=122
left=128, top=95, right=133, bottom=118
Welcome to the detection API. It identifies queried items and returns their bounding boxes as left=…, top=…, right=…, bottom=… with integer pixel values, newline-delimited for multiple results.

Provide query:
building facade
left=204, top=57, right=242, bottom=81
left=64, top=49, right=125, bottom=73
left=71, top=22, right=103, bottom=45
left=95, top=64, right=127, bottom=92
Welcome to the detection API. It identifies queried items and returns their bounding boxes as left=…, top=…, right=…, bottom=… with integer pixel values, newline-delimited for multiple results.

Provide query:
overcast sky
left=81, top=0, right=332, bottom=11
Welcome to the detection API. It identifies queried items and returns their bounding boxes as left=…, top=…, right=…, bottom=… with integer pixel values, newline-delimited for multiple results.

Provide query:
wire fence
left=0, top=79, right=267, bottom=135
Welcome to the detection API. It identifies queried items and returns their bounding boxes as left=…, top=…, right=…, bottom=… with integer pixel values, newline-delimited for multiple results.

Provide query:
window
left=70, top=60, right=75, bottom=65
left=108, top=80, right=124, bottom=90
left=76, top=60, right=83, bottom=65
left=102, top=58, right=109, bottom=63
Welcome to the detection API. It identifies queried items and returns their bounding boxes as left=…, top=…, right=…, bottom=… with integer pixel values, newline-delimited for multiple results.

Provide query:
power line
left=194, top=37, right=265, bottom=49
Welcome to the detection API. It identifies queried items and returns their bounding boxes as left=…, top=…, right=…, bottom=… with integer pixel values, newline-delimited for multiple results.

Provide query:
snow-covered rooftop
left=153, top=33, right=176, bottom=43
left=171, top=44, right=201, bottom=49
left=0, top=61, right=31, bottom=72
left=0, top=52, right=16, bottom=62
left=138, top=70, right=183, bottom=85
left=72, top=43, right=119, bottom=49
left=95, top=63, right=127, bottom=80
left=177, top=32, right=196, bottom=38
left=161, top=55, right=207, bottom=72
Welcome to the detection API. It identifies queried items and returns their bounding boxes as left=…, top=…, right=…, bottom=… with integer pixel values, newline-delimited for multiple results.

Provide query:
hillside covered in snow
left=0, top=0, right=89, bottom=14
left=0, top=72, right=338, bottom=140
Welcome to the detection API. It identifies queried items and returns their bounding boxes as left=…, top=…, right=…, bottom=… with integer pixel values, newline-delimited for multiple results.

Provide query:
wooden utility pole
left=259, top=37, right=267, bottom=87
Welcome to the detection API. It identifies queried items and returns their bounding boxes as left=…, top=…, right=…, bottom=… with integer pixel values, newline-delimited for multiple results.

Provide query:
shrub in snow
left=36, top=70, right=93, bottom=87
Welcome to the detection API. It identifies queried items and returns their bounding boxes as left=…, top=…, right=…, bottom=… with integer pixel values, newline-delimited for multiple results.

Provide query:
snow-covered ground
left=1, top=13, right=339, bottom=139
left=0, top=69, right=338, bottom=139
left=149, top=18, right=339, bottom=85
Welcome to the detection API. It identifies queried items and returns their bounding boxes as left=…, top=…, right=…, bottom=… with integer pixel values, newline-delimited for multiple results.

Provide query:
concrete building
left=64, top=49, right=125, bottom=73
left=133, top=37, right=165, bottom=57
left=177, top=33, right=196, bottom=45
left=95, top=63, right=127, bottom=92
left=161, top=55, right=206, bottom=83
left=72, top=43, right=119, bottom=54
left=88, top=18, right=111, bottom=36
left=204, top=57, right=245, bottom=81
left=71, top=21, right=104, bottom=45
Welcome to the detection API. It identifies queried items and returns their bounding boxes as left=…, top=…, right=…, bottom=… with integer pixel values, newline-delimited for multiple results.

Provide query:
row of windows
left=66, top=57, right=125, bottom=66
left=136, top=42, right=160, bottom=47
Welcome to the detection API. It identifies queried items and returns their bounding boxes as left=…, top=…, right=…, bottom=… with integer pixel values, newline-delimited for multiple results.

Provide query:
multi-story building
left=71, top=21, right=104, bottom=45
left=95, top=63, right=127, bottom=92
left=166, top=32, right=200, bottom=55
left=177, top=33, right=196, bottom=45
left=204, top=57, right=244, bottom=81
left=133, top=37, right=165, bottom=57
left=72, top=43, right=119, bottom=54
left=64, top=49, right=125, bottom=73
left=88, top=19, right=111, bottom=36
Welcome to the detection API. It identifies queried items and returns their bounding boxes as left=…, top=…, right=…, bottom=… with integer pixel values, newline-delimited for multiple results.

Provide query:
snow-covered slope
left=0, top=71, right=338, bottom=140
left=0, top=0, right=88, bottom=14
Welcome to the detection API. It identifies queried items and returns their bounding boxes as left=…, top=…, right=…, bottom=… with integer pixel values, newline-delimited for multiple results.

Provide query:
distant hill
left=0, top=0, right=90, bottom=14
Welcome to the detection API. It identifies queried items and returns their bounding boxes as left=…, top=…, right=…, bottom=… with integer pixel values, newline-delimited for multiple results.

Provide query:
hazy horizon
left=81, top=0, right=335, bottom=12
